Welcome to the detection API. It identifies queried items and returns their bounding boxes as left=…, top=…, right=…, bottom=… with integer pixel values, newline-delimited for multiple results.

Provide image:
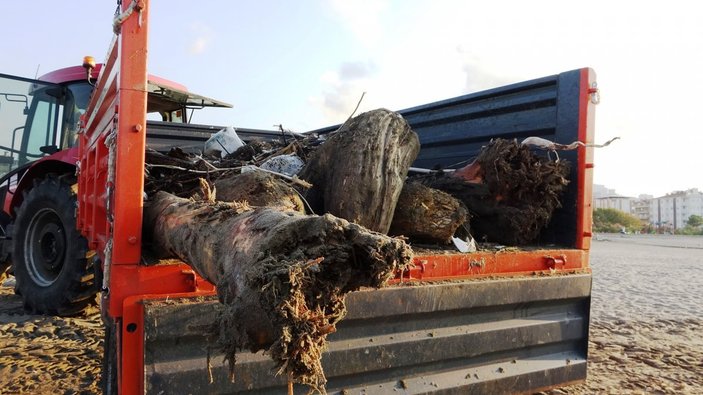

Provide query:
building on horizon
left=593, top=185, right=703, bottom=229
left=649, top=188, right=703, bottom=230
left=632, top=197, right=652, bottom=222
left=594, top=195, right=634, bottom=213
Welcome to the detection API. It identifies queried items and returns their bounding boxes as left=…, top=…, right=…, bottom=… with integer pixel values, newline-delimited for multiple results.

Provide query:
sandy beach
left=1, top=235, right=701, bottom=394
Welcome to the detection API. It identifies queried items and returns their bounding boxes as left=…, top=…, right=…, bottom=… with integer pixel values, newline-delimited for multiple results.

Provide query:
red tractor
left=0, top=65, right=231, bottom=315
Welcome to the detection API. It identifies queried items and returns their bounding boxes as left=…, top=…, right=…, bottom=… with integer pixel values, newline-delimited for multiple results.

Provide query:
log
left=145, top=191, right=412, bottom=390
left=213, top=170, right=305, bottom=212
left=389, top=182, right=468, bottom=244
left=298, top=109, right=420, bottom=234
left=416, top=139, right=570, bottom=245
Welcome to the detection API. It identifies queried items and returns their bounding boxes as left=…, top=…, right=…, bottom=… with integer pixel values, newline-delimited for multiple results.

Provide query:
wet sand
left=1, top=235, right=701, bottom=394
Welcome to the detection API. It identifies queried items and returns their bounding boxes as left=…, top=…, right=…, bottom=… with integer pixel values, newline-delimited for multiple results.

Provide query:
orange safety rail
left=79, top=1, right=148, bottom=271
left=576, top=68, right=597, bottom=250
left=393, top=249, right=590, bottom=284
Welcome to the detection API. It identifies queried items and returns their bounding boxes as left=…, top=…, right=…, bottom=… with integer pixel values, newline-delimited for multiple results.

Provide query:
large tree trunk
left=145, top=191, right=412, bottom=390
left=389, top=182, right=468, bottom=244
left=298, top=109, right=420, bottom=234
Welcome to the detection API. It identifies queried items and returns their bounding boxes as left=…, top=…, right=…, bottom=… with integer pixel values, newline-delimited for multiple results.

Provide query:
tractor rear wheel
left=12, top=175, right=98, bottom=315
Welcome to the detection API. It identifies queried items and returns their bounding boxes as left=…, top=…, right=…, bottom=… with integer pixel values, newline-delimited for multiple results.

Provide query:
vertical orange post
left=113, top=4, right=149, bottom=393
left=112, top=0, right=149, bottom=267
left=576, top=68, right=597, bottom=251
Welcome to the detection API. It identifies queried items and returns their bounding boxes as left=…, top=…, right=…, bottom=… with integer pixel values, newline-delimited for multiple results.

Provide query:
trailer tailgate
left=142, top=273, right=591, bottom=394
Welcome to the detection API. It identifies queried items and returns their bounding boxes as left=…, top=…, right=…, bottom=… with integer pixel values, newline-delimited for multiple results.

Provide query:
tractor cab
left=0, top=65, right=231, bottom=180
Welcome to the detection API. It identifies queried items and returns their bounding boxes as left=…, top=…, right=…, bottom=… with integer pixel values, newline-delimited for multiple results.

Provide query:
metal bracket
left=113, top=0, right=145, bottom=34
left=588, top=82, right=600, bottom=105
left=181, top=270, right=199, bottom=291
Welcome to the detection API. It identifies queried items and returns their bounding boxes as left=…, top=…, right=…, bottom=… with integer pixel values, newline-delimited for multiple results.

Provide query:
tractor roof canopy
left=39, top=65, right=232, bottom=114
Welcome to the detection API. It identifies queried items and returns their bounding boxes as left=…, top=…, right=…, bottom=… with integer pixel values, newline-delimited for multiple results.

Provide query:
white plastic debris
left=521, top=136, right=620, bottom=151
left=240, top=165, right=259, bottom=174
left=204, top=126, right=245, bottom=158
left=259, top=154, right=305, bottom=177
left=452, top=236, right=477, bottom=253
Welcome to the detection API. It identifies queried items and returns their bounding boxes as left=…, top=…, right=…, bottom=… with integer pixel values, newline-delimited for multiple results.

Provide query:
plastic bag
left=204, top=126, right=245, bottom=158
left=259, top=154, right=305, bottom=176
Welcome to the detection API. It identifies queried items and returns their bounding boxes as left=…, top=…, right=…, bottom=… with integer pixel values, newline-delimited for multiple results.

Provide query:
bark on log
left=415, top=139, right=570, bottom=245
left=145, top=191, right=412, bottom=389
left=213, top=170, right=305, bottom=212
left=389, top=182, right=468, bottom=244
left=298, top=109, right=420, bottom=234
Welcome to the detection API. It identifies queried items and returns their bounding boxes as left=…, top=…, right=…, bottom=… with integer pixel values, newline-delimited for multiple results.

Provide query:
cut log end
left=389, top=182, right=468, bottom=244
left=146, top=191, right=413, bottom=389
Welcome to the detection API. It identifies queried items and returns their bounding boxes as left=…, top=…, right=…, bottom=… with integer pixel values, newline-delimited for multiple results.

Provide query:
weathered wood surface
left=298, top=109, right=420, bottom=234
left=389, top=182, right=467, bottom=244
left=213, top=170, right=304, bottom=212
left=145, top=191, right=412, bottom=389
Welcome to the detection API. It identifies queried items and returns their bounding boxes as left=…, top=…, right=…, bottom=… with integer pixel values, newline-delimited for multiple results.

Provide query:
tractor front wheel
left=12, top=175, right=98, bottom=315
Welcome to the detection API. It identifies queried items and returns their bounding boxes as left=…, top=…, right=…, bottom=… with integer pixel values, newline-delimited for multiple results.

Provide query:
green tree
left=593, top=208, right=644, bottom=233
left=687, top=214, right=703, bottom=227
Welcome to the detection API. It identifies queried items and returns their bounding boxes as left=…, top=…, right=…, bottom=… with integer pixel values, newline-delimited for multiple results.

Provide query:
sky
left=1, top=0, right=701, bottom=198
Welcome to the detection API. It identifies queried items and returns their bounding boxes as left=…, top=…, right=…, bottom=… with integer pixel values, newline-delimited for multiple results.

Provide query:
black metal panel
left=143, top=274, right=591, bottom=394
left=144, top=121, right=285, bottom=152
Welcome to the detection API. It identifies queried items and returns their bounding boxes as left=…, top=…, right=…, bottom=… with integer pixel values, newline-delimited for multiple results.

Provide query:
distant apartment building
left=632, top=196, right=653, bottom=222
left=592, top=184, right=638, bottom=216
left=649, top=189, right=703, bottom=229
left=594, top=195, right=633, bottom=213
left=593, top=189, right=652, bottom=222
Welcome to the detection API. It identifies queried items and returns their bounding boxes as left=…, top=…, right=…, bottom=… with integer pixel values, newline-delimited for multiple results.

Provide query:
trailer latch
left=544, top=255, right=566, bottom=269
left=181, top=269, right=200, bottom=291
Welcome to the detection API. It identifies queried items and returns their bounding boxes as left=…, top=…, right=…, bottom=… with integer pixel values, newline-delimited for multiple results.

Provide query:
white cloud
left=187, top=22, right=214, bottom=55
left=310, top=61, right=378, bottom=123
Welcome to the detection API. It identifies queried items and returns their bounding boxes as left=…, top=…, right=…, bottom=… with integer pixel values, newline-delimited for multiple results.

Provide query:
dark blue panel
left=542, top=69, right=582, bottom=246
left=412, top=106, right=557, bottom=147
left=309, top=69, right=586, bottom=247
left=402, top=85, right=557, bottom=129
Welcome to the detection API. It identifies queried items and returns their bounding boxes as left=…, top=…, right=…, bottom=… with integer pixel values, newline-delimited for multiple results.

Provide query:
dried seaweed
left=415, top=138, right=570, bottom=245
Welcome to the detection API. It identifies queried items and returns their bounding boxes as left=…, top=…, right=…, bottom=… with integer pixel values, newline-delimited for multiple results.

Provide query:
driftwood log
left=213, top=170, right=305, bottom=212
left=146, top=191, right=412, bottom=389
left=389, top=182, right=468, bottom=244
left=298, top=109, right=420, bottom=234
left=416, top=139, right=570, bottom=245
